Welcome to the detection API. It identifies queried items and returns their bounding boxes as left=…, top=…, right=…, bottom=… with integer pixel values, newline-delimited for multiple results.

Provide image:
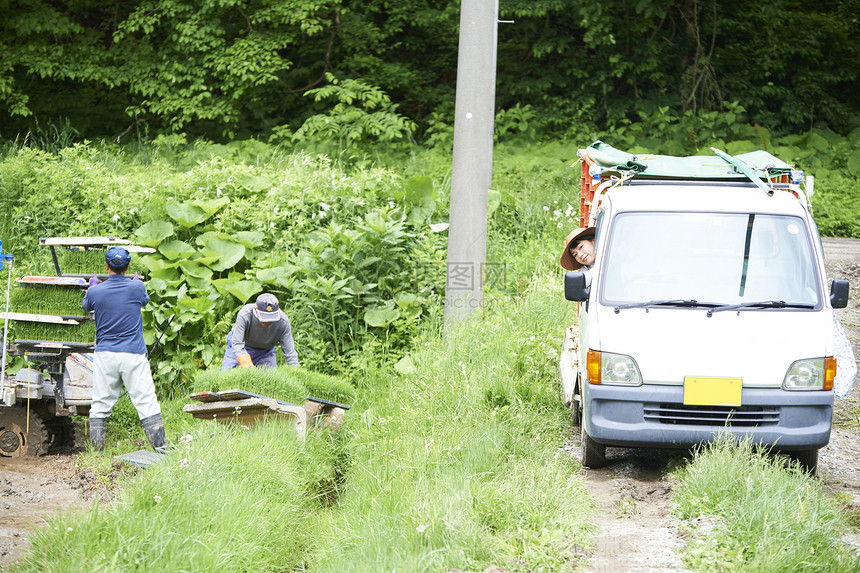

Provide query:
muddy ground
left=0, top=240, right=858, bottom=572
left=0, top=427, right=128, bottom=570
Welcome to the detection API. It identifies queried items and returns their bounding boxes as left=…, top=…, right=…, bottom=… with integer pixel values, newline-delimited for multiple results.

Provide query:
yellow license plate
left=683, top=377, right=742, bottom=407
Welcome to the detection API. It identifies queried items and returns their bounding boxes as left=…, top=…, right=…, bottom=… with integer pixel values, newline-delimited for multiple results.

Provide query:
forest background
left=1, top=0, right=859, bottom=391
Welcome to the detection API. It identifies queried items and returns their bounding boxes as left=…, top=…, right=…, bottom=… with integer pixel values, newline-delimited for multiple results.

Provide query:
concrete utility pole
left=444, top=0, right=499, bottom=328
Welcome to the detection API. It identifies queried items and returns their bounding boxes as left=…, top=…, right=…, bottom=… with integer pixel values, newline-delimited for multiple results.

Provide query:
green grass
left=672, top=434, right=860, bottom=572
left=15, top=422, right=335, bottom=572
left=307, top=276, right=591, bottom=571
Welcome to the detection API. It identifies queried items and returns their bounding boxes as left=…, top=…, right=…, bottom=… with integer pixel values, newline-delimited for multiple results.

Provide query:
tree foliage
left=0, top=0, right=858, bottom=141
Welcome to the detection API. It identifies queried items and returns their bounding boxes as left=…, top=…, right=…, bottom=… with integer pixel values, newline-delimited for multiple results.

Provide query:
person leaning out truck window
left=560, top=226, right=596, bottom=285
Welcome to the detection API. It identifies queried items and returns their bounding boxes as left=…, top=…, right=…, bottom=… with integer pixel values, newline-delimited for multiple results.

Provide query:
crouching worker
left=222, top=293, right=299, bottom=370
left=83, top=246, right=164, bottom=451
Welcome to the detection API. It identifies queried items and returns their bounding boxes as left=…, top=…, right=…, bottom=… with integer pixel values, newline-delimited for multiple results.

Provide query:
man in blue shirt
left=82, top=246, right=164, bottom=451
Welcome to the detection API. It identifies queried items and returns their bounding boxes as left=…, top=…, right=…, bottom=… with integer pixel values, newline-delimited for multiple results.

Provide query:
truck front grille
left=644, top=404, right=779, bottom=427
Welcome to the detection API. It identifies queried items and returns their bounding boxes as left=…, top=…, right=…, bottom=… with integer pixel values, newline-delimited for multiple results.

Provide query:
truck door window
left=600, top=213, right=820, bottom=307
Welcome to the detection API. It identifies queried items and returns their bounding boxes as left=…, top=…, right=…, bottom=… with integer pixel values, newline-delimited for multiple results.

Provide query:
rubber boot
left=89, top=417, right=107, bottom=452
left=141, top=413, right=166, bottom=450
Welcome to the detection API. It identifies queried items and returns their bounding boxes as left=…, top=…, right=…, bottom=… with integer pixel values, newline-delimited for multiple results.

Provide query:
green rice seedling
left=192, top=366, right=309, bottom=404
left=56, top=247, right=146, bottom=276
left=10, top=284, right=85, bottom=315
left=672, top=434, right=860, bottom=572
left=290, top=368, right=356, bottom=405
left=192, top=365, right=354, bottom=406
left=56, top=247, right=105, bottom=274
left=12, top=319, right=96, bottom=343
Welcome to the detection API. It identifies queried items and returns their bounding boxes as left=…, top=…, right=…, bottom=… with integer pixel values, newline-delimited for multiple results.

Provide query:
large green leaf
left=192, top=249, right=221, bottom=266
left=212, top=278, right=261, bottom=303
left=140, top=255, right=182, bottom=285
left=394, top=355, right=416, bottom=375
left=178, top=260, right=213, bottom=280
left=234, top=174, right=273, bottom=192
left=234, top=231, right=265, bottom=248
left=364, top=304, right=400, bottom=327
left=149, top=266, right=182, bottom=285
left=191, top=197, right=230, bottom=217
left=196, top=233, right=245, bottom=272
left=403, top=176, right=436, bottom=222
left=184, top=275, right=211, bottom=291
left=256, top=265, right=299, bottom=287
left=167, top=201, right=209, bottom=228
left=158, top=240, right=196, bottom=261
left=134, top=220, right=174, bottom=247
left=147, top=276, right=168, bottom=294
left=176, top=295, right=217, bottom=315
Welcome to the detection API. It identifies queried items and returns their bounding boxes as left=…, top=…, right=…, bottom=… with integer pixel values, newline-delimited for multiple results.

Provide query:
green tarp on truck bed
left=584, top=141, right=794, bottom=180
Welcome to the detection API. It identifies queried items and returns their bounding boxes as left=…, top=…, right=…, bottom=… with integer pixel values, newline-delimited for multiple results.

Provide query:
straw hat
left=560, top=227, right=596, bottom=271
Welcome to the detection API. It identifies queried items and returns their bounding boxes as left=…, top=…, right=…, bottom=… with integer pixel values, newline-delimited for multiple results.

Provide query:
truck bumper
left=583, top=383, right=833, bottom=450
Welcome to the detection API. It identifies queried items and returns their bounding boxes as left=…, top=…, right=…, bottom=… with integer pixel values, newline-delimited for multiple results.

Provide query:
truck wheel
left=788, top=449, right=818, bottom=475
left=0, top=408, right=49, bottom=457
left=581, top=425, right=607, bottom=469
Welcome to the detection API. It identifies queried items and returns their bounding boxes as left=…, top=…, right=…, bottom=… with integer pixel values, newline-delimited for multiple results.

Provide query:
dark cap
left=254, top=293, right=281, bottom=322
left=105, top=246, right=131, bottom=271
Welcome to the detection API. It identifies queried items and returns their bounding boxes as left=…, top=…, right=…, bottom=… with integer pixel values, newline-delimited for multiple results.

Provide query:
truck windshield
left=600, top=212, right=821, bottom=307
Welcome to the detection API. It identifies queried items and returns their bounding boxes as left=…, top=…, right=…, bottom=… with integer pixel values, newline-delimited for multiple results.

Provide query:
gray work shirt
left=230, top=304, right=299, bottom=366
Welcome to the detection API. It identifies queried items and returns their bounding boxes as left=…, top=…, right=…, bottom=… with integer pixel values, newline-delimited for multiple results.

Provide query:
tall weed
left=310, top=276, right=591, bottom=571
left=673, top=435, right=860, bottom=572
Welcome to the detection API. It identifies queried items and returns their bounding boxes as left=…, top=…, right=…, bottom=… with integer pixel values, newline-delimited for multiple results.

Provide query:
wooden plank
left=0, top=312, right=83, bottom=324
left=182, top=397, right=306, bottom=438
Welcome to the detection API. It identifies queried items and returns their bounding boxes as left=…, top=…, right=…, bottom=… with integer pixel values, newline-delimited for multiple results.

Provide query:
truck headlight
left=586, top=350, right=642, bottom=386
left=783, top=357, right=835, bottom=391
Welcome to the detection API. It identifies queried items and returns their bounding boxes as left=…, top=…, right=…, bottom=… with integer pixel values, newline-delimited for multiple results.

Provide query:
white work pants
left=90, top=351, right=161, bottom=420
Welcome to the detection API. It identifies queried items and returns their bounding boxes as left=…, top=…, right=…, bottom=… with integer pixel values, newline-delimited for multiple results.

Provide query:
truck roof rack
left=576, top=141, right=810, bottom=227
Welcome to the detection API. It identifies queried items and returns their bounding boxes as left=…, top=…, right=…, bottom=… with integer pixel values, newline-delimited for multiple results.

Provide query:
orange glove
left=236, top=353, right=254, bottom=368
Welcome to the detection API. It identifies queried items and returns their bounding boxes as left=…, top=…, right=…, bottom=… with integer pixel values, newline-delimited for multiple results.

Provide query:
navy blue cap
left=105, top=246, right=131, bottom=270
left=254, top=293, right=281, bottom=322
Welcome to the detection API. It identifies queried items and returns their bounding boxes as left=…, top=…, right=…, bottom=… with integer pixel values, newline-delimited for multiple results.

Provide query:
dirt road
left=576, top=237, right=860, bottom=572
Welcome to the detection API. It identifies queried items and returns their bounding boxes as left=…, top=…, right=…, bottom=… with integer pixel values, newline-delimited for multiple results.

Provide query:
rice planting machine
left=0, top=237, right=152, bottom=457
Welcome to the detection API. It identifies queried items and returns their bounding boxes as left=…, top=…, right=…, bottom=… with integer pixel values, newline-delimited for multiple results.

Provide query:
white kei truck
left=559, top=142, right=850, bottom=474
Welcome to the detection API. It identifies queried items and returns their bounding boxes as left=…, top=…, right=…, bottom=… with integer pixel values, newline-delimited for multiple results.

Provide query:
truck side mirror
left=564, top=272, right=590, bottom=302
left=830, top=279, right=849, bottom=309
